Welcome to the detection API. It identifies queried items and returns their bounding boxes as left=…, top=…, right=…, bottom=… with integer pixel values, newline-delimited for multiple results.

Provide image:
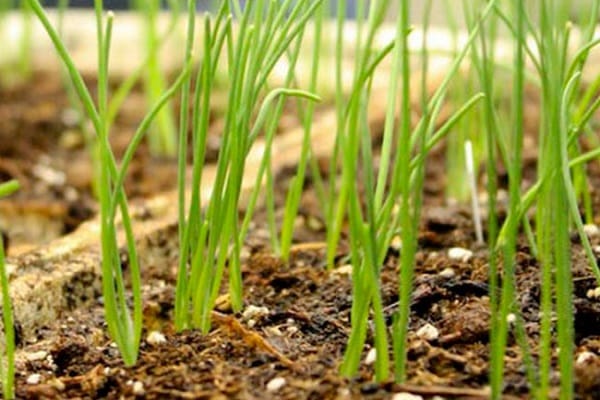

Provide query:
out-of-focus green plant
left=129, top=0, right=180, bottom=157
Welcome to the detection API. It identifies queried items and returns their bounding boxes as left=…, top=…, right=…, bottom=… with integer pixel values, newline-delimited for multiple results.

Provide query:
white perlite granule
left=132, top=381, right=145, bottom=396
left=448, top=247, right=473, bottom=262
left=146, top=330, right=167, bottom=345
left=416, top=323, right=439, bottom=341
left=365, top=348, right=377, bottom=365
left=266, top=376, right=287, bottom=392
left=26, top=373, right=42, bottom=385
left=392, top=392, right=424, bottom=400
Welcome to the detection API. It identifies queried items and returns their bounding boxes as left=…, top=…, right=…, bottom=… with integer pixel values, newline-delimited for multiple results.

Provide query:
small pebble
left=439, top=267, right=455, bottom=279
left=64, top=187, right=79, bottom=202
left=25, top=350, right=48, bottom=362
left=266, top=376, right=287, bottom=392
left=392, top=393, right=423, bottom=400
left=26, top=373, right=42, bottom=385
left=332, top=264, right=353, bottom=276
left=448, top=247, right=473, bottom=262
left=584, top=224, right=599, bottom=238
left=365, top=348, right=377, bottom=365
left=242, top=305, right=270, bottom=320
left=146, top=331, right=167, bottom=345
left=61, top=108, right=81, bottom=126
left=32, top=164, right=66, bottom=186
left=4, top=263, right=16, bottom=278
left=416, top=323, right=439, bottom=341
left=266, top=326, right=283, bottom=336
left=132, top=381, right=145, bottom=396
left=577, top=351, right=596, bottom=365
left=586, top=287, right=600, bottom=299
left=214, top=293, right=232, bottom=312
left=240, top=248, right=251, bottom=262
left=390, top=236, right=402, bottom=251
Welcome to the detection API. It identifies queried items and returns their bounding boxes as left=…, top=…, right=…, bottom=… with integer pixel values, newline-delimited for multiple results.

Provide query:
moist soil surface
left=3, top=73, right=600, bottom=400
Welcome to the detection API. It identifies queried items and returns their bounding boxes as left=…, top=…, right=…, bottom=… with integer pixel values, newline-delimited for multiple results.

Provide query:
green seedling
left=174, top=1, right=322, bottom=332
left=27, top=0, right=191, bottom=365
left=130, top=0, right=180, bottom=157
left=0, top=179, right=19, bottom=400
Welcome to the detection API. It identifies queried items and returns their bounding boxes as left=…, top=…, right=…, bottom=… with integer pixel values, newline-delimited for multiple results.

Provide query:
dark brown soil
left=3, top=73, right=600, bottom=400
left=0, top=73, right=183, bottom=253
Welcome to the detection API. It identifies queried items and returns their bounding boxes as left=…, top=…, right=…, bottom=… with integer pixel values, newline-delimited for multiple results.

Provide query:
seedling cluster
left=0, top=0, right=598, bottom=398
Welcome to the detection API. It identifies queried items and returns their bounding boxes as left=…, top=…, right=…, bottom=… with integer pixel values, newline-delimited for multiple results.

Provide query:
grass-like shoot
left=0, top=179, right=19, bottom=400
left=26, top=0, right=190, bottom=365
left=174, top=0, right=322, bottom=332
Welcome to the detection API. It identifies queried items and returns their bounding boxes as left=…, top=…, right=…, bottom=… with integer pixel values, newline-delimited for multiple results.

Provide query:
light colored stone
left=577, top=351, right=596, bottom=365
left=332, top=264, right=353, bottom=276
left=586, top=287, right=600, bottom=299
left=365, top=348, right=377, bottom=365
left=60, top=108, right=81, bottom=127
left=146, top=331, right=167, bottom=345
left=32, top=163, right=66, bottom=186
left=439, top=267, right=455, bottom=279
left=26, top=373, right=42, bottom=385
left=242, top=305, right=270, bottom=320
left=266, top=376, right=287, bottom=392
left=448, top=247, right=473, bottom=262
left=25, top=350, right=48, bottom=362
left=416, top=323, right=439, bottom=341
left=266, top=326, right=283, bottom=337
left=132, top=380, right=145, bottom=396
left=392, top=392, right=423, bottom=400
left=4, top=263, right=16, bottom=278
left=390, top=235, right=402, bottom=251
left=584, top=224, right=599, bottom=238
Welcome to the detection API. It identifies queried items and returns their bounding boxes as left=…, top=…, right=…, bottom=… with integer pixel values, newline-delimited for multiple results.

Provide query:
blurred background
left=40, top=1, right=367, bottom=17
left=35, top=1, right=596, bottom=27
